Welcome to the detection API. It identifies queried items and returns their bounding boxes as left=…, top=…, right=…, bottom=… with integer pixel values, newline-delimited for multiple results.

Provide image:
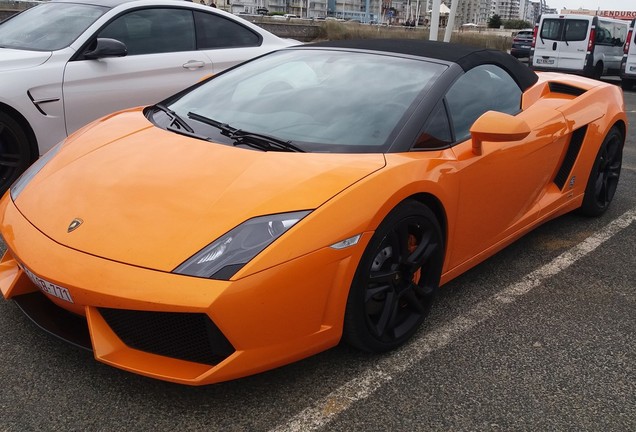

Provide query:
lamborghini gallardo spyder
left=0, top=39, right=627, bottom=385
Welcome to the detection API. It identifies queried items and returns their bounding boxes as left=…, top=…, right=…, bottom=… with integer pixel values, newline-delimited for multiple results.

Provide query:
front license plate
left=22, top=266, right=74, bottom=303
left=537, top=58, right=555, bottom=65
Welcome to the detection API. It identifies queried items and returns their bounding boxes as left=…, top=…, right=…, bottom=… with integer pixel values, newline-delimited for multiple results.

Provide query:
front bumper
left=0, top=197, right=368, bottom=385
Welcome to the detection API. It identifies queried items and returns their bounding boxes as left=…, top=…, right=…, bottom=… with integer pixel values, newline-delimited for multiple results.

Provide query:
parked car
left=621, top=18, right=636, bottom=90
left=0, top=39, right=626, bottom=385
left=0, top=0, right=297, bottom=193
left=530, top=14, right=628, bottom=79
left=510, top=28, right=533, bottom=58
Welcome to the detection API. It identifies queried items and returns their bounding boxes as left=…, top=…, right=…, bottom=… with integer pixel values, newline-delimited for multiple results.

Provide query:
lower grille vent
left=99, top=308, right=234, bottom=366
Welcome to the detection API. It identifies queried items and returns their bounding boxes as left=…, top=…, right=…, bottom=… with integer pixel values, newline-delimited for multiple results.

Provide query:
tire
left=0, top=111, right=34, bottom=194
left=621, top=79, right=634, bottom=91
left=592, top=62, right=603, bottom=80
left=578, top=126, right=624, bottom=217
left=343, top=200, right=444, bottom=352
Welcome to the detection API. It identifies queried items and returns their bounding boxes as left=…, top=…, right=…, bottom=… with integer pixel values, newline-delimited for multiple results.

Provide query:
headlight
left=10, top=143, right=63, bottom=201
left=173, top=210, right=311, bottom=280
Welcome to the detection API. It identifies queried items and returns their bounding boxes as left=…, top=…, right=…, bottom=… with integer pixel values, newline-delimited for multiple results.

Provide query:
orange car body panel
left=0, top=71, right=627, bottom=385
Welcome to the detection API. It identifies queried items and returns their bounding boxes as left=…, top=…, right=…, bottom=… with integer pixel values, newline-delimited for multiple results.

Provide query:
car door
left=62, top=7, right=212, bottom=136
left=438, top=65, right=569, bottom=269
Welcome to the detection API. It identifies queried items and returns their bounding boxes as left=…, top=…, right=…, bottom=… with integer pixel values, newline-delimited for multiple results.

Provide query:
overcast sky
left=555, top=0, right=633, bottom=11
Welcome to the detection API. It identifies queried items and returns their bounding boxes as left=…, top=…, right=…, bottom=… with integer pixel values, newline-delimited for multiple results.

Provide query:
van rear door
left=555, top=18, right=590, bottom=70
left=533, top=16, right=590, bottom=71
left=533, top=17, right=563, bottom=68
left=624, top=19, right=636, bottom=74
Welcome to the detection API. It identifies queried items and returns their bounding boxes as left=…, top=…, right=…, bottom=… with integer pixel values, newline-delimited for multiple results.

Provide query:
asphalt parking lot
left=0, top=89, right=634, bottom=432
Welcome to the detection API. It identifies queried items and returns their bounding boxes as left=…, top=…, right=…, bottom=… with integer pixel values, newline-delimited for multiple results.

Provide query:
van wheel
left=592, top=62, right=603, bottom=80
left=622, top=79, right=634, bottom=91
left=0, top=111, right=34, bottom=194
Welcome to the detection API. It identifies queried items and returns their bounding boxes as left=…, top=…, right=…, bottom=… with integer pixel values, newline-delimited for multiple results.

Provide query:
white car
left=0, top=0, right=296, bottom=192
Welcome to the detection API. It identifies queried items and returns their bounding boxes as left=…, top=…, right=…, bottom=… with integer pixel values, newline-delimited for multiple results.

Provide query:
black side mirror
left=83, top=38, right=128, bottom=60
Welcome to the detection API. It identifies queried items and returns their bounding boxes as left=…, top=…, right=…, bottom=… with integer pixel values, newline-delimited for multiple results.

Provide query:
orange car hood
left=15, top=111, right=386, bottom=271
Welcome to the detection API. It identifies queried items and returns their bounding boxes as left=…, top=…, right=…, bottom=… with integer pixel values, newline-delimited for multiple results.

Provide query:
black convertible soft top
left=307, top=39, right=539, bottom=92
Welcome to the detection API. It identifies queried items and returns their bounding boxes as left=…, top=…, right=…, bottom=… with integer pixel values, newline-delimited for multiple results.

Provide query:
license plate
left=537, top=58, right=555, bottom=65
left=521, top=45, right=530, bottom=49
left=22, top=266, right=74, bottom=303
left=630, top=65, right=636, bottom=72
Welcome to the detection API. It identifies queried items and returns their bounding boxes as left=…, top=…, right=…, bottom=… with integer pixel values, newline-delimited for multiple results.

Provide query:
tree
left=488, top=14, right=502, bottom=29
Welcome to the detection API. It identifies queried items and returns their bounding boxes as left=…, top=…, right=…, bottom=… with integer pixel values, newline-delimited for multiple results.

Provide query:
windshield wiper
left=188, top=111, right=237, bottom=136
left=187, top=111, right=304, bottom=153
left=231, top=130, right=304, bottom=153
left=152, top=104, right=215, bottom=141
left=155, top=104, right=195, bottom=133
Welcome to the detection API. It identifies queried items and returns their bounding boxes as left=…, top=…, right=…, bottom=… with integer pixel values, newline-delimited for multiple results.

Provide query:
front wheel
left=0, top=112, right=34, bottom=194
left=578, top=126, right=624, bottom=216
left=343, top=200, right=445, bottom=352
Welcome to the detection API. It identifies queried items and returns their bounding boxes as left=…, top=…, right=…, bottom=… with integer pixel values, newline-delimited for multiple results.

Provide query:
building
left=456, top=0, right=495, bottom=25
left=559, top=8, right=636, bottom=21
left=495, top=0, right=519, bottom=21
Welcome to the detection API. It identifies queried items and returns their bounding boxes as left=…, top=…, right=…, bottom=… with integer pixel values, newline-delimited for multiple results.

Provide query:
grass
left=316, top=21, right=513, bottom=52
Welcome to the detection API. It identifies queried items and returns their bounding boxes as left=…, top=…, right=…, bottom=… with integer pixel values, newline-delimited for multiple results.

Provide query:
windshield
left=0, top=3, right=107, bottom=51
left=165, top=49, right=447, bottom=153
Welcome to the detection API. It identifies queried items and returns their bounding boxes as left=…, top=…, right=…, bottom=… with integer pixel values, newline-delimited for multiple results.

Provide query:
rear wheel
left=622, top=78, right=635, bottom=91
left=592, top=62, right=604, bottom=80
left=343, top=200, right=444, bottom=352
left=578, top=126, right=623, bottom=216
left=0, top=112, right=34, bottom=194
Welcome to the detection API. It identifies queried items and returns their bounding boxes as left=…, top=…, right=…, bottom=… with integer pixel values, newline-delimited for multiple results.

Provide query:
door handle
left=552, top=41, right=557, bottom=50
left=182, top=60, right=206, bottom=70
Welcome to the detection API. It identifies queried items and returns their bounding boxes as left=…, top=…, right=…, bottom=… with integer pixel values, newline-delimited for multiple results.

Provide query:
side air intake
left=554, top=126, right=588, bottom=190
left=549, top=82, right=587, bottom=97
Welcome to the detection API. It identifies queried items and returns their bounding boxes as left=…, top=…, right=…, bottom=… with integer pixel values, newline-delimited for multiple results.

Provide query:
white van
left=530, top=14, right=628, bottom=79
left=621, top=18, right=636, bottom=90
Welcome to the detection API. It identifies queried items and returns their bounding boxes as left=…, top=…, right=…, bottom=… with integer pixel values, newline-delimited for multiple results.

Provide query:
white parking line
left=271, top=207, right=636, bottom=432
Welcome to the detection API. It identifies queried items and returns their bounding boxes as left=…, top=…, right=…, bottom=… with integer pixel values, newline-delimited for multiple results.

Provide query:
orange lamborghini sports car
left=0, top=40, right=627, bottom=385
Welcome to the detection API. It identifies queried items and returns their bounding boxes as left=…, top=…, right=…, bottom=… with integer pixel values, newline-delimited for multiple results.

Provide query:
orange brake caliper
left=408, top=234, right=421, bottom=284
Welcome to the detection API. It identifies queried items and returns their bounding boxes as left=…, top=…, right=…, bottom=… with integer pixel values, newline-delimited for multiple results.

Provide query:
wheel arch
left=0, top=102, right=40, bottom=162
left=404, top=192, right=448, bottom=248
left=612, top=119, right=626, bottom=143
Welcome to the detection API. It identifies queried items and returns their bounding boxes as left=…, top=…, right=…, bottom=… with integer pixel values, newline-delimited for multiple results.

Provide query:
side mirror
left=83, top=38, right=128, bottom=60
left=470, top=111, right=531, bottom=156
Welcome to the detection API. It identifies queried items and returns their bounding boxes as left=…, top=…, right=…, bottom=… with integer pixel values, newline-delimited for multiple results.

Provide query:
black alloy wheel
left=344, top=200, right=444, bottom=352
left=0, top=112, right=33, bottom=194
left=578, top=126, right=624, bottom=216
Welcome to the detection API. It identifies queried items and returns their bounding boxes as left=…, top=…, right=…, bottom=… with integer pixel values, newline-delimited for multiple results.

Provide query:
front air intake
left=99, top=308, right=235, bottom=366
